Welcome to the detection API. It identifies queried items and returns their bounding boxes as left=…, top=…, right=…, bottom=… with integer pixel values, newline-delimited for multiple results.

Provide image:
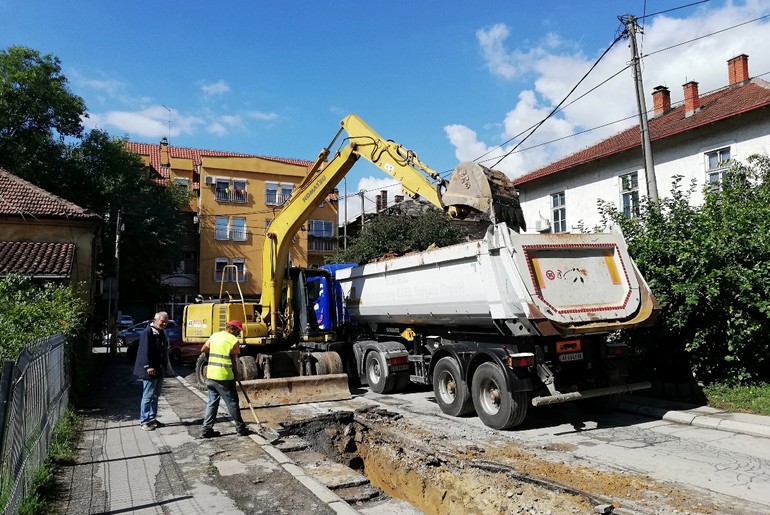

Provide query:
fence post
left=0, top=360, right=16, bottom=456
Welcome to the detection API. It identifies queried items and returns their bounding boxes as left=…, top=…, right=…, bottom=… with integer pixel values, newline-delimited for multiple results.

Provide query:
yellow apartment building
left=126, top=138, right=338, bottom=314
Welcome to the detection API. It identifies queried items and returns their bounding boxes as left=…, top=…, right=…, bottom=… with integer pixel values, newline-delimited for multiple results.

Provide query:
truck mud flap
left=530, top=381, right=651, bottom=407
left=236, top=373, right=351, bottom=408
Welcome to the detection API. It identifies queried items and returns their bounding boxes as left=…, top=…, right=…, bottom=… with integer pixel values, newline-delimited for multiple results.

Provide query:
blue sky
left=2, top=1, right=769, bottom=221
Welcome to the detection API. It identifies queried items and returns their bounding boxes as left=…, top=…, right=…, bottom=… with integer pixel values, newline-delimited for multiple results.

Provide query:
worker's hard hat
left=227, top=320, right=244, bottom=332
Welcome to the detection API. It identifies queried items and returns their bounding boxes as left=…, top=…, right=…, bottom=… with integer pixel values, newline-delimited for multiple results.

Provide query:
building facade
left=513, top=54, right=770, bottom=233
left=126, top=140, right=338, bottom=313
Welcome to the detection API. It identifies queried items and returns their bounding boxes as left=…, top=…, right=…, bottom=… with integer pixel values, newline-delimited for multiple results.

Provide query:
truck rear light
left=606, top=343, right=627, bottom=357
left=507, top=353, right=535, bottom=368
left=387, top=356, right=408, bottom=366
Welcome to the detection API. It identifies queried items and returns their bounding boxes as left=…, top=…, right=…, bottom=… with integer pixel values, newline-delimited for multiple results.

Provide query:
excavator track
left=442, top=162, right=526, bottom=232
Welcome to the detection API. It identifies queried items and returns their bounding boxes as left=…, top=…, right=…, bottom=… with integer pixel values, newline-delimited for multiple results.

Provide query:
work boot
left=237, top=427, right=252, bottom=436
left=201, top=429, right=220, bottom=439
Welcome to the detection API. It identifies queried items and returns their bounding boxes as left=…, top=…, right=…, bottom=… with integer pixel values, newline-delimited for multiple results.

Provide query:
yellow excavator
left=182, top=114, right=522, bottom=406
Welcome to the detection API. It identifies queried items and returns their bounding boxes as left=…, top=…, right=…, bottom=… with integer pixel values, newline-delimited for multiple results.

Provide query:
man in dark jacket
left=133, top=311, right=170, bottom=430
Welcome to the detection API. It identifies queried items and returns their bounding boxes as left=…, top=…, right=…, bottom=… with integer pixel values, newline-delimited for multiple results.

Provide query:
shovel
left=237, top=379, right=282, bottom=444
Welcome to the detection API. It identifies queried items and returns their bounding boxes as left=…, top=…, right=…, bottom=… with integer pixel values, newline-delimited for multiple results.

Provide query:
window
left=231, top=217, right=247, bottom=241
left=265, top=183, right=278, bottom=205
left=214, top=258, right=246, bottom=283
left=215, top=216, right=229, bottom=240
left=551, top=192, right=566, bottom=233
left=173, top=177, right=189, bottom=189
left=308, top=220, right=333, bottom=238
left=266, top=183, right=293, bottom=205
left=215, top=178, right=248, bottom=203
left=620, top=172, right=639, bottom=218
left=214, top=258, right=228, bottom=282
left=308, top=219, right=336, bottom=252
left=706, top=147, right=731, bottom=191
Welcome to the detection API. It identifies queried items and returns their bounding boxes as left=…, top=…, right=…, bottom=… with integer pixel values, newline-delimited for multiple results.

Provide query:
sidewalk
left=53, top=352, right=358, bottom=514
left=52, top=351, right=770, bottom=514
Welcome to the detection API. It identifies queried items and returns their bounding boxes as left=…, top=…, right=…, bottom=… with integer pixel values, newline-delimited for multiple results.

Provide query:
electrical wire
left=638, top=0, right=710, bottom=20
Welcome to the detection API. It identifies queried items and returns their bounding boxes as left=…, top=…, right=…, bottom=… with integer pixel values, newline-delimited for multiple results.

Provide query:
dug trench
left=277, top=406, right=723, bottom=515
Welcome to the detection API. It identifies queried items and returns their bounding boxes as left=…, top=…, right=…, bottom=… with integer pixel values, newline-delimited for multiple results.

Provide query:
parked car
left=166, top=326, right=204, bottom=365
left=117, top=314, right=134, bottom=328
left=124, top=320, right=181, bottom=364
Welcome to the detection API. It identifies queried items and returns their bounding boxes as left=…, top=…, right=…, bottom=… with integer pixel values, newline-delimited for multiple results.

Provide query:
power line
left=638, top=0, right=710, bottom=20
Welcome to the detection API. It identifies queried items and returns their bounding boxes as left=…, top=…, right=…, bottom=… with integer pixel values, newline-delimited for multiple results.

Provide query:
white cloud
left=200, top=80, right=230, bottom=96
left=246, top=111, right=278, bottom=121
left=450, top=1, right=770, bottom=179
left=85, top=105, right=204, bottom=138
left=339, top=176, right=408, bottom=224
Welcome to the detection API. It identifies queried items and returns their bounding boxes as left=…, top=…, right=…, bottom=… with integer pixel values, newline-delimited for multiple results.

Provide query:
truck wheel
left=195, top=353, right=208, bottom=391
left=365, top=352, right=396, bottom=394
left=471, top=362, right=528, bottom=430
left=433, top=357, right=474, bottom=417
left=238, top=355, right=260, bottom=380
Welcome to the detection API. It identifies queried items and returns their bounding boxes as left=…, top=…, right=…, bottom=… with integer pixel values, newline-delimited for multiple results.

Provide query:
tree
left=331, top=208, right=468, bottom=264
left=598, top=155, right=770, bottom=384
left=0, top=46, right=85, bottom=181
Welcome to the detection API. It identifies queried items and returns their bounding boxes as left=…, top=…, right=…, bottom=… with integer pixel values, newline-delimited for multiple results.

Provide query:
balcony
left=309, top=237, right=337, bottom=253
left=215, top=189, right=248, bottom=203
left=214, top=270, right=248, bottom=283
left=215, top=228, right=248, bottom=241
left=265, top=192, right=292, bottom=206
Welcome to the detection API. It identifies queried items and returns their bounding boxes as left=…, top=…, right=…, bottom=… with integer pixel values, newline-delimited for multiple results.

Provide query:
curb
left=617, top=400, right=770, bottom=439
left=173, top=374, right=361, bottom=515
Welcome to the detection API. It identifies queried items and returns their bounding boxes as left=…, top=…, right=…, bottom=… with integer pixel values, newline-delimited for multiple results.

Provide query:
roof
left=0, top=169, right=101, bottom=221
left=514, top=78, right=770, bottom=186
left=0, top=241, right=75, bottom=278
left=124, top=141, right=313, bottom=184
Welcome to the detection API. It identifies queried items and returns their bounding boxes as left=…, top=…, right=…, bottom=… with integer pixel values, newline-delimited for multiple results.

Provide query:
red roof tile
left=514, top=78, right=770, bottom=186
left=0, top=169, right=101, bottom=220
left=124, top=141, right=313, bottom=185
left=0, top=241, right=75, bottom=278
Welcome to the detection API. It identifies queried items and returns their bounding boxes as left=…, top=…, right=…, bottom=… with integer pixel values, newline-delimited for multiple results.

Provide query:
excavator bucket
left=443, top=161, right=526, bottom=232
left=236, top=374, right=352, bottom=408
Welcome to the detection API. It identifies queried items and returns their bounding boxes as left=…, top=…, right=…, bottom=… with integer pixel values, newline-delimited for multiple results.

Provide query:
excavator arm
left=260, top=113, right=523, bottom=337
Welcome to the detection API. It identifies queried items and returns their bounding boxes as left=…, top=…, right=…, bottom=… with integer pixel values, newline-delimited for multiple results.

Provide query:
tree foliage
left=0, top=275, right=86, bottom=361
left=330, top=208, right=468, bottom=264
left=0, top=46, right=191, bottom=313
left=598, top=155, right=770, bottom=384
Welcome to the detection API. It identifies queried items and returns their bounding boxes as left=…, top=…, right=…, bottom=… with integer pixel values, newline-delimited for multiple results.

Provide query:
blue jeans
left=203, top=379, right=245, bottom=432
left=140, top=377, right=163, bottom=425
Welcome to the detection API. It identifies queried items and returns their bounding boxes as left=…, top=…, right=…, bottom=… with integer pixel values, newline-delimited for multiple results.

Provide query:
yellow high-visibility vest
left=207, top=331, right=238, bottom=381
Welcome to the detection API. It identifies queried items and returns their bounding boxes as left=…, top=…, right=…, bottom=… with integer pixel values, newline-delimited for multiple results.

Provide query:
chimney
left=652, top=85, right=671, bottom=116
left=683, top=81, right=700, bottom=117
left=375, top=194, right=382, bottom=212
left=728, top=54, right=749, bottom=85
left=380, top=190, right=388, bottom=210
left=160, top=137, right=170, bottom=168
left=394, top=195, right=404, bottom=204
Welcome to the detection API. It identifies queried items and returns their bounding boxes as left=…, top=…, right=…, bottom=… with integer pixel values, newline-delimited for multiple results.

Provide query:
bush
left=599, top=155, right=770, bottom=384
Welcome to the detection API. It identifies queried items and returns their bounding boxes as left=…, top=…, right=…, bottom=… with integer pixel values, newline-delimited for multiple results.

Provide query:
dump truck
left=183, top=114, right=659, bottom=429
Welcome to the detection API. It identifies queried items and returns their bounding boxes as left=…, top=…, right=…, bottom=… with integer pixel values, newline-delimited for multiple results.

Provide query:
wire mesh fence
left=0, top=334, right=69, bottom=515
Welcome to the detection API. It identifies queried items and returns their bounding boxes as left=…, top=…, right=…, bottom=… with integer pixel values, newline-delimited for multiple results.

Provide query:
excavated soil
left=283, top=407, right=728, bottom=515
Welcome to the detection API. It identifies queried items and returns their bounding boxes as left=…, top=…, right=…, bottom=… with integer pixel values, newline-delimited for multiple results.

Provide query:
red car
left=166, top=326, right=203, bottom=365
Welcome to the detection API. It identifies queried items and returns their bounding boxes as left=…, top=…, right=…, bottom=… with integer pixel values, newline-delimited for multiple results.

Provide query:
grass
left=702, top=382, right=770, bottom=416
left=18, top=408, right=81, bottom=515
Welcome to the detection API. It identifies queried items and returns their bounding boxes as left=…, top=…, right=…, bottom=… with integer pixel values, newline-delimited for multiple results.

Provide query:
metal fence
left=0, top=334, right=69, bottom=515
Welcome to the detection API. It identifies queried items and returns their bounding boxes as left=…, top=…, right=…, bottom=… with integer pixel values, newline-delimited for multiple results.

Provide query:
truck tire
left=471, top=362, right=528, bottom=430
left=365, top=351, right=397, bottom=394
left=195, top=353, right=208, bottom=391
left=433, top=357, right=474, bottom=417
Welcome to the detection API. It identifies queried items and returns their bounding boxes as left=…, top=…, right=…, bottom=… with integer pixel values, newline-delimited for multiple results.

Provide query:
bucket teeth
left=443, top=162, right=526, bottom=232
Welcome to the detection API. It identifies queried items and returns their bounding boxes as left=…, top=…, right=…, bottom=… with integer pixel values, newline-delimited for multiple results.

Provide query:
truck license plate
left=559, top=352, right=583, bottom=362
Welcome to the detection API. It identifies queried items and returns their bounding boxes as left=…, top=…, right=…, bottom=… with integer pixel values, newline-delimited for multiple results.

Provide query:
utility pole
left=111, top=209, right=122, bottom=357
left=359, top=190, right=366, bottom=231
left=343, top=178, right=348, bottom=250
left=623, top=14, right=658, bottom=202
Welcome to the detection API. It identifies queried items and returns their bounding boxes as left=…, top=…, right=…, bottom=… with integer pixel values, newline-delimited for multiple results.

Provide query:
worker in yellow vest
left=200, top=320, right=251, bottom=438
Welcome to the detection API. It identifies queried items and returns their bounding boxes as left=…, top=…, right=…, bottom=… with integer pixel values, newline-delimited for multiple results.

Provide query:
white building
left=513, top=54, right=770, bottom=233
